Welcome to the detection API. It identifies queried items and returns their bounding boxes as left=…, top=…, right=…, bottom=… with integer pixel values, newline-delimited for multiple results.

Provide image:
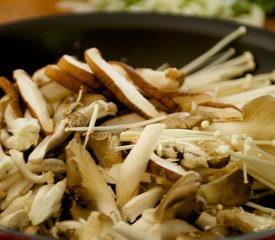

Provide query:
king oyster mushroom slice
left=116, top=124, right=165, bottom=209
left=66, top=138, right=121, bottom=223
left=85, top=48, right=161, bottom=119
left=14, top=69, right=54, bottom=134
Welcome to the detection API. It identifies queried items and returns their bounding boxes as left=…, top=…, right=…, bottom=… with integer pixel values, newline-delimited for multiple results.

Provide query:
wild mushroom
left=198, top=169, right=252, bottom=206
left=57, top=54, right=104, bottom=90
left=66, top=138, right=121, bottom=223
left=28, top=178, right=67, bottom=225
left=165, top=112, right=203, bottom=129
left=85, top=48, right=161, bottom=119
left=45, top=65, right=92, bottom=93
left=14, top=69, right=54, bottom=134
left=116, top=123, right=165, bottom=209
left=87, top=132, right=123, bottom=167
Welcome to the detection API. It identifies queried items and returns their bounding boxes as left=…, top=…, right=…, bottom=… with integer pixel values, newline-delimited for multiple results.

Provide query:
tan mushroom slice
left=165, top=112, right=204, bottom=129
left=66, top=138, right=121, bottom=223
left=136, top=67, right=184, bottom=92
left=45, top=65, right=92, bottom=93
left=0, top=209, right=30, bottom=230
left=196, top=102, right=243, bottom=122
left=0, top=76, right=23, bottom=118
left=57, top=54, right=104, bottom=90
left=111, top=61, right=180, bottom=111
left=28, top=120, right=70, bottom=163
left=116, top=124, right=165, bottom=209
left=87, top=132, right=123, bottom=167
left=85, top=48, right=161, bottom=119
left=28, top=178, right=67, bottom=225
left=39, top=80, right=72, bottom=102
left=14, top=69, right=54, bottom=134
left=32, top=66, right=52, bottom=87
left=198, top=169, right=252, bottom=206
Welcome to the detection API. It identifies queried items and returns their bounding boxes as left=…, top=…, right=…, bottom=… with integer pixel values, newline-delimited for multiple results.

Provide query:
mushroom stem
left=180, top=26, right=246, bottom=74
left=116, top=124, right=165, bottom=209
left=10, top=150, right=54, bottom=184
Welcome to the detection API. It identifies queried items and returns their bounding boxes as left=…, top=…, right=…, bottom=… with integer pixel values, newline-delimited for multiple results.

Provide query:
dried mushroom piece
left=85, top=48, right=161, bottom=119
left=14, top=69, right=54, bottom=135
left=45, top=65, right=92, bottom=93
left=111, top=61, right=180, bottom=111
left=66, top=138, right=121, bottom=223
left=57, top=54, right=104, bottom=90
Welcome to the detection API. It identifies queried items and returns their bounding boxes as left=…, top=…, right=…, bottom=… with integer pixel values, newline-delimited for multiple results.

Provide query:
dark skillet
left=0, top=12, right=275, bottom=240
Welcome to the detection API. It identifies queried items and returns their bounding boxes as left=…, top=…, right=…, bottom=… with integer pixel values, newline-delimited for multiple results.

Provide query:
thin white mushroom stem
left=113, top=221, right=160, bottom=240
left=9, top=150, right=54, bottom=184
left=64, top=115, right=167, bottom=132
left=180, top=26, right=247, bottom=74
left=115, top=136, right=214, bottom=151
left=246, top=201, right=275, bottom=216
left=188, top=51, right=252, bottom=80
left=198, top=48, right=236, bottom=71
left=84, top=103, right=99, bottom=147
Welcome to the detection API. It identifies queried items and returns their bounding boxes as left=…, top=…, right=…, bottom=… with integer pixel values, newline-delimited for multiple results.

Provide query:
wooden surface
left=0, top=0, right=274, bottom=30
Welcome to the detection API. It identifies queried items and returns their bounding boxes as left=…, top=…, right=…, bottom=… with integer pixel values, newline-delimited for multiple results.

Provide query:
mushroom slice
left=111, top=61, right=180, bottom=111
left=40, top=80, right=72, bottom=102
left=198, top=169, right=252, bottom=206
left=165, top=112, right=203, bottom=129
left=14, top=69, right=54, bottom=134
left=28, top=178, right=67, bottom=225
left=57, top=54, right=104, bottom=90
left=32, top=66, right=51, bottom=87
left=87, top=132, right=123, bottom=167
left=66, top=138, right=121, bottom=223
left=85, top=48, right=160, bottom=119
left=136, top=67, right=184, bottom=92
left=0, top=76, right=23, bottom=118
left=116, top=124, right=165, bottom=209
left=45, top=65, right=92, bottom=93
left=196, top=102, right=243, bottom=122
left=28, top=120, right=70, bottom=163
left=0, top=209, right=29, bottom=230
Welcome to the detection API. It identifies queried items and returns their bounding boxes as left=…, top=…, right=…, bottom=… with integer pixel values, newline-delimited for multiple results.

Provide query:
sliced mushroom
left=57, top=54, right=104, bottom=90
left=85, top=48, right=161, bottom=119
left=14, top=69, right=54, bottom=134
left=165, top=112, right=204, bottom=129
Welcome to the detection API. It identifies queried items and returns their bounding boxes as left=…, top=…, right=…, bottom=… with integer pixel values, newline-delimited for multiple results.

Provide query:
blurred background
left=0, top=0, right=274, bottom=29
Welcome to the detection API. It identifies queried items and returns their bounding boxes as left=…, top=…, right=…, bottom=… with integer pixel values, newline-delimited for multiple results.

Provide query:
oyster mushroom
left=165, top=112, right=203, bottom=129
left=28, top=178, right=67, bottom=225
left=87, top=131, right=123, bottom=167
left=14, top=69, right=54, bottom=134
left=85, top=48, right=161, bottom=119
left=198, top=169, right=252, bottom=206
left=66, top=138, right=121, bottom=223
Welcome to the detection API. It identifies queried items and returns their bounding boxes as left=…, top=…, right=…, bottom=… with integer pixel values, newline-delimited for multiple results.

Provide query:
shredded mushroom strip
left=0, top=26, right=275, bottom=240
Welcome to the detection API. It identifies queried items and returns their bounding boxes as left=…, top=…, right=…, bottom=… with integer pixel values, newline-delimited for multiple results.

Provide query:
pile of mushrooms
left=0, top=26, right=275, bottom=240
